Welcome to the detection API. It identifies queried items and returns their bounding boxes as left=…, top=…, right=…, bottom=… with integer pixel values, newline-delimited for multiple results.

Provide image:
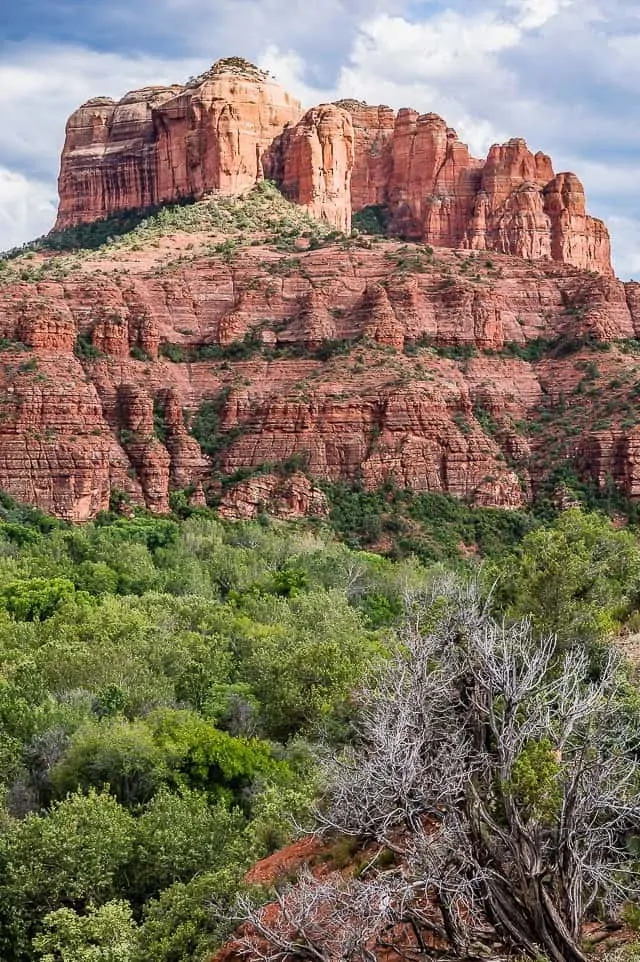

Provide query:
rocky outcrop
left=116, top=383, right=171, bottom=514
left=272, top=105, right=355, bottom=234
left=357, top=284, right=406, bottom=350
left=55, top=59, right=303, bottom=229
left=218, top=472, right=329, bottom=521
left=0, top=227, right=637, bottom=520
left=343, top=110, right=612, bottom=274
left=54, top=62, right=612, bottom=274
left=544, top=173, right=612, bottom=274
left=216, top=385, right=525, bottom=508
left=386, top=111, right=482, bottom=245
left=335, top=102, right=395, bottom=213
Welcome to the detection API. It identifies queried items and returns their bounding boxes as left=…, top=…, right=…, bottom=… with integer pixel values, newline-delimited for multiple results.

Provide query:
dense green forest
left=0, top=492, right=639, bottom=961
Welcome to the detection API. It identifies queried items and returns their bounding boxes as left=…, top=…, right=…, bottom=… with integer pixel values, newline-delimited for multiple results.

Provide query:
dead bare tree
left=235, top=579, right=640, bottom=962
left=234, top=868, right=405, bottom=962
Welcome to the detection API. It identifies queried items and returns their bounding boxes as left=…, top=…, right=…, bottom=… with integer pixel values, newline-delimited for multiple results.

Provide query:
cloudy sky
left=0, top=0, right=638, bottom=276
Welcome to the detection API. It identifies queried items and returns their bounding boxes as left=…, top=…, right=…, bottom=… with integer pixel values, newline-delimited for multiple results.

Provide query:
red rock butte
left=55, top=58, right=612, bottom=276
left=0, top=56, right=634, bottom=524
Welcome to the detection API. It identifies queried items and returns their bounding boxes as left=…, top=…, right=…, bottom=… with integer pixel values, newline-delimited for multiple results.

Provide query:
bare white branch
left=235, top=577, right=640, bottom=962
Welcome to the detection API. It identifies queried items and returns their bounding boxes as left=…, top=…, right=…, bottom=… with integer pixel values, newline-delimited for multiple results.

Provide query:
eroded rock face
left=385, top=111, right=482, bottom=245
left=337, top=102, right=395, bottom=213
left=218, top=472, right=329, bottom=521
left=0, top=233, right=636, bottom=521
left=55, top=61, right=303, bottom=229
left=272, top=105, right=355, bottom=234
left=341, top=110, right=612, bottom=275
left=543, top=173, right=612, bottom=275
left=55, top=63, right=611, bottom=274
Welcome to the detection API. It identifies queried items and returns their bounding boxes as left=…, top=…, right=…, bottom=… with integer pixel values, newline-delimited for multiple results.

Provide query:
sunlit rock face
left=55, top=60, right=611, bottom=275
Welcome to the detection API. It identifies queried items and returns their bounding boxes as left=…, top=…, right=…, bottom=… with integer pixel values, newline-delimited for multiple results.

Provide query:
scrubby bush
left=0, top=494, right=638, bottom=961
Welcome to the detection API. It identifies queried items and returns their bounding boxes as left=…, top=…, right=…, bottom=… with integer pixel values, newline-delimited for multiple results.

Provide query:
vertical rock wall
left=54, top=60, right=613, bottom=275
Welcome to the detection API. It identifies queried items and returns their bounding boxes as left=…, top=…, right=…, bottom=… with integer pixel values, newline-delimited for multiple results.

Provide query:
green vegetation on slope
left=0, top=500, right=400, bottom=961
left=1, top=182, right=335, bottom=264
left=351, top=204, right=390, bottom=236
left=323, top=482, right=539, bottom=564
left=0, top=490, right=639, bottom=960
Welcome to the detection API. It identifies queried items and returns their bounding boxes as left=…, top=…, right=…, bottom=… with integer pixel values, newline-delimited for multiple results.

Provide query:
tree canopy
left=0, top=496, right=638, bottom=961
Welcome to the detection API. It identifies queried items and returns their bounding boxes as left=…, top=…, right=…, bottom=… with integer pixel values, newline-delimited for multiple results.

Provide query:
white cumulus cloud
left=0, top=0, right=639, bottom=277
left=265, top=0, right=640, bottom=277
left=0, top=44, right=201, bottom=175
left=506, top=0, right=576, bottom=30
left=0, top=43, right=202, bottom=249
left=0, top=168, right=57, bottom=251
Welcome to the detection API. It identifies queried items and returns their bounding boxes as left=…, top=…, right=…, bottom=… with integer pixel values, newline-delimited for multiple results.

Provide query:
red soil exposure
left=214, top=835, right=637, bottom=962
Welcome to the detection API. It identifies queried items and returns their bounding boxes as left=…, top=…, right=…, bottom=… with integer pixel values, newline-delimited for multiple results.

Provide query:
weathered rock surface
left=55, top=59, right=303, bottom=229
left=0, top=226, right=636, bottom=520
left=54, top=61, right=611, bottom=274
left=342, top=108, right=612, bottom=274
left=218, top=472, right=329, bottom=521
left=270, top=105, right=355, bottom=234
left=544, top=172, right=612, bottom=274
left=337, top=102, right=395, bottom=213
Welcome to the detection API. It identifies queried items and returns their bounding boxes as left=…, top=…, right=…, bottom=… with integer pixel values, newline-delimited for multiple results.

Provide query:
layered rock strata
left=55, top=59, right=303, bottom=229
left=268, top=104, right=355, bottom=234
left=343, top=106, right=611, bottom=274
left=0, top=234, right=636, bottom=520
left=54, top=61, right=611, bottom=274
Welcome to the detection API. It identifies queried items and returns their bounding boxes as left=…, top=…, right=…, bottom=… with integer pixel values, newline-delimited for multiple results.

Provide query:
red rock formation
left=54, top=64, right=612, bottom=274
left=341, top=109, right=612, bottom=275
left=357, top=284, right=405, bottom=350
left=625, top=282, right=640, bottom=336
left=55, top=59, right=302, bottom=229
left=218, top=471, right=328, bottom=520
left=0, top=351, right=129, bottom=521
left=288, top=291, right=337, bottom=348
left=275, top=105, right=355, bottom=234
left=544, top=173, right=612, bottom=275
left=116, top=383, right=171, bottom=514
left=3, top=205, right=636, bottom=521
left=336, top=102, right=395, bottom=213
left=482, top=140, right=555, bottom=205
left=386, top=111, right=482, bottom=245
left=157, top=388, right=208, bottom=492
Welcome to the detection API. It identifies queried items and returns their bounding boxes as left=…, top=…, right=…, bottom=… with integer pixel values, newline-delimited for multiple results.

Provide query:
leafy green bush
left=325, top=483, right=537, bottom=564
left=50, top=717, right=169, bottom=806
left=0, top=577, right=77, bottom=621
left=490, top=508, right=640, bottom=645
left=3, top=182, right=331, bottom=264
left=129, top=345, right=151, bottom=362
left=134, top=868, right=244, bottom=962
left=352, top=205, right=389, bottom=236
left=159, top=343, right=187, bottom=363
left=73, top=335, right=103, bottom=361
left=189, top=390, right=241, bottom=461
left=34, top=900, right=137, bottom=962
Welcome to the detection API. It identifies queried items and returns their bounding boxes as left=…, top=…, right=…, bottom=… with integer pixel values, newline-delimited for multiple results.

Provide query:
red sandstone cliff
left=55, top=58, right=303, bottom=230
left=54, top=60, right=612, bottom=275
left=269, top=104, right=355, bottom=234
left=1, top=58, right=627, bottom=522
left=0, top=212, right=637, bottom=521
left=342, top=105, right=612, bottom=274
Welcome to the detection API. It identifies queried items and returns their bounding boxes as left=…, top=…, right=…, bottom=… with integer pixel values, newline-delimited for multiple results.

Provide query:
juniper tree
left=237, top=580, right=640, bottom=962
